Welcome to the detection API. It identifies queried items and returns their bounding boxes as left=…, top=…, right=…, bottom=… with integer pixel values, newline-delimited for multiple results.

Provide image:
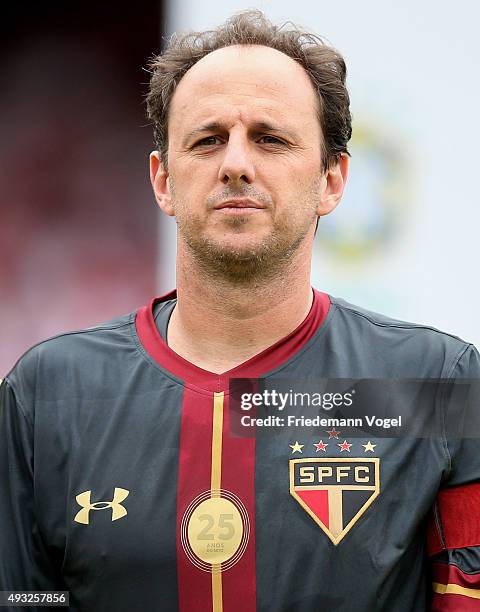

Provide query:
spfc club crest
left=290, top=458, right=380, bottom=545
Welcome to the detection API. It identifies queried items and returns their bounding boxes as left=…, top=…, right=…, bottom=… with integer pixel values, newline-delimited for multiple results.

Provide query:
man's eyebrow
left=251, top=121, right=296, bottom=139
left=182, top=121, right=297, bottom=145
left=183, top=122, right=224, bottom=145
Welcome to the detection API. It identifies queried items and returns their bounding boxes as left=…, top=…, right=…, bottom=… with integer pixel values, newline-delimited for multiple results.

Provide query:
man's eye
left=196, top=136, right=222, bottom=146
left=258, top=135, right=284, bottom=145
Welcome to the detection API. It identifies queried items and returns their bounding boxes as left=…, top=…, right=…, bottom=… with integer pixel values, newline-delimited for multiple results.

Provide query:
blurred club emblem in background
left=317, top=121, right=408, bottom=259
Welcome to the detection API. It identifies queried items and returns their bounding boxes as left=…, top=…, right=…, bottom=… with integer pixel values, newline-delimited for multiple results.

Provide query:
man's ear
left=316, top=153, right=349, bottom=217
left=149, top=151, right=175, bottom=217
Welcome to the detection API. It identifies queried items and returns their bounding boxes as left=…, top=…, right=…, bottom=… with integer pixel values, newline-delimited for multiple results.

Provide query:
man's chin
left=190, top=234, right=271, bottom=260
left=184, top=235, right=297, bottom=284
left=215, top=243, right=264, bottom=261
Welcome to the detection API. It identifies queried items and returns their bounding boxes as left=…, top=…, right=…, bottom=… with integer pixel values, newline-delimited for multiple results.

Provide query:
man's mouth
left=214, top=198, right=266, bottom=213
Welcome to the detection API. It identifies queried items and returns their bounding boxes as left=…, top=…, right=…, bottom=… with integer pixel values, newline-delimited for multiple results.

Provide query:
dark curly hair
left=146, top=9, right=351, bottom=172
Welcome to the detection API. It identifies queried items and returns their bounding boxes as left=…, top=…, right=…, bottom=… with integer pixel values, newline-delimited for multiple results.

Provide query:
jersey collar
left=135, top=288, right=330, bottom=392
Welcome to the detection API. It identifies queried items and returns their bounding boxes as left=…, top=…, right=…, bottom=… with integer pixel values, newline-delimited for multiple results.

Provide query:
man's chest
left=33, top=385, right=444, bottom=610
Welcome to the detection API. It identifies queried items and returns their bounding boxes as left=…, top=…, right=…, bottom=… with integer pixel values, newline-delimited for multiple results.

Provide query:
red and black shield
left=290, top=458, right=380, bottom=545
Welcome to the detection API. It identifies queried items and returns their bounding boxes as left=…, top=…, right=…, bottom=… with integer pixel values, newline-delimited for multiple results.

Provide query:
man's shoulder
left=330, top=295, right=468, bottom=342
left=326, top=295, right=473, bottom=377
left=4, top=310, right=138, bottom=403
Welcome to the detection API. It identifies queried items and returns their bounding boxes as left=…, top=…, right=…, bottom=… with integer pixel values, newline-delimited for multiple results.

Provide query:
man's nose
left=217, top=135, right=256, bottom=185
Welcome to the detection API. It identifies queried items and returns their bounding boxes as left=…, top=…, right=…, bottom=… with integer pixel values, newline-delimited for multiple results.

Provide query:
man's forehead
left=169, top=45, right=317, bottom=123
left=181, top=44, right=308, bottom=82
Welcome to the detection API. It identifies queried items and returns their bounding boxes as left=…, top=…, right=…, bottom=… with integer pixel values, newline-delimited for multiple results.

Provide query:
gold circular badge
left=181, top=490, right=250, bottom=572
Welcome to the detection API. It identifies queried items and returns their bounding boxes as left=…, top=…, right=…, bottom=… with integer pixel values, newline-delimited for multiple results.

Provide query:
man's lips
left=213, top=198, right=266, bottom=210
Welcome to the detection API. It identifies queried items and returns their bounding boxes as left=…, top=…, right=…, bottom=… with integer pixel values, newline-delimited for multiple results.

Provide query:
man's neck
left=166, top=244, right=314, bottom=374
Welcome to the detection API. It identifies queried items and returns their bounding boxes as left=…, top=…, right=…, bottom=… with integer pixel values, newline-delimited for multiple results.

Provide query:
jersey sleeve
left=0, top=377, right=65, bottom=609
left=427, top=345, right=480, bottom=610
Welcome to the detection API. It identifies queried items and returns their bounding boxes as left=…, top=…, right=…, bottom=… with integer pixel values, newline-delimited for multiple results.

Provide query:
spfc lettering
left=290, top=458, right=380, bottom=545
left=297, top=462, right=375, bottom=486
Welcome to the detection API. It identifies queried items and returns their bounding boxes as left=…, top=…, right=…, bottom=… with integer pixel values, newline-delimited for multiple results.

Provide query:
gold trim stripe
left=211, top=393, right=224, bottom=497
left=212, top=568, right=223, bottom=611
left=433, top=582, right=480, bottom=600
left=211, top=392, right=225, bottom=612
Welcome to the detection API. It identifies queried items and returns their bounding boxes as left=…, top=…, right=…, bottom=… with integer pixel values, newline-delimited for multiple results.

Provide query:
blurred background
left=0, top=1, right=162, bottom=372
left=1, top=0, right=479, bottom=373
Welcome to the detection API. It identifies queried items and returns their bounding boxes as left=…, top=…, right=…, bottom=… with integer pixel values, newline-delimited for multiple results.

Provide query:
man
left=1, top=10, right=479, bottom=612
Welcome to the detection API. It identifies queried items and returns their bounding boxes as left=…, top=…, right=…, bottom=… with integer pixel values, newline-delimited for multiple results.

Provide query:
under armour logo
left=74, top=487, right=130, bottom=525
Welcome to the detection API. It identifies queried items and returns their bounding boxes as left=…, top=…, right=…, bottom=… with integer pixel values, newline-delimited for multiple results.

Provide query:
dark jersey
left=1, top=289, right=479, bottom=611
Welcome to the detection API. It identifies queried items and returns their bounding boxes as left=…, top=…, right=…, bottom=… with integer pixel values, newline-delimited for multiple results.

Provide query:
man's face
left=151, top=45, right=344, bottom=281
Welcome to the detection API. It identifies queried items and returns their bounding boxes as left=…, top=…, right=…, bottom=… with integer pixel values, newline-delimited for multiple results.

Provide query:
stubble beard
left=170, top=180, right=320, bottom=286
